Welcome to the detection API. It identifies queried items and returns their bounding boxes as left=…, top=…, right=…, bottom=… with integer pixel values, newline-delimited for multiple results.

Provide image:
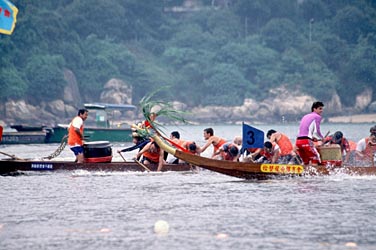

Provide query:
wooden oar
left=0, top=151, right=25, bottom=160
left=118, top=152, right=151, bottom=172
left=118, top=151, right=127, bottom=162
left=134, top=159, right=151, bottom=172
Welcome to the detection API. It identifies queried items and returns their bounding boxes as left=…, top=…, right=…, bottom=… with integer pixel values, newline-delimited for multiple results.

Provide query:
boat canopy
left=84, top=103, right=137, bottom=111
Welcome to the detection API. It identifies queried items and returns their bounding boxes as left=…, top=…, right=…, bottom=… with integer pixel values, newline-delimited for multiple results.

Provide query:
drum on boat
left=318, top=145, right=342, bottom=166
left=83, top=141, right=112, bottom=163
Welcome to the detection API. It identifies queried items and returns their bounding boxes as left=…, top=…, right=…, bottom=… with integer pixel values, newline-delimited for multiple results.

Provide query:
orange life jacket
left=143, top=147, right=160, bottom=163
left=214, top=138, right=226, bottom=152
left=276, top=134, right=293, bottom=156
left=68, top=117, right=84, bottom=146
left=219, top=143, right=238, bottom=161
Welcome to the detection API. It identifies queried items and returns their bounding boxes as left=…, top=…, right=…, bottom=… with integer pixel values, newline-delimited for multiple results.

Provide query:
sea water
left=1, top=123, right=376, bottom=250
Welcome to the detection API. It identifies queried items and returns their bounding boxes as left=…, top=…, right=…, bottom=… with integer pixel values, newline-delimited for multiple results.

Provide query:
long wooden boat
left=0, top=158, right=194, bottom=175
left=152, top=134, right=376, bottom=180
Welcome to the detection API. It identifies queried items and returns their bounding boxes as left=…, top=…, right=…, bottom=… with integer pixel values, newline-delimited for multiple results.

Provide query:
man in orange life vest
left=213, top=142, right=240, bottom=161
left=199, top=128, right=227, bottom=157
left=135, top=140, right=165, bottom=171
left=68, top=109, right=89, bottom=163
left=266, top=129, right=295, bottom=164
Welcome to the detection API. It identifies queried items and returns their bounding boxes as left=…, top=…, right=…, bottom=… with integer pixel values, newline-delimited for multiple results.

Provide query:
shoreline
left=327, top=113, right=376, bottom=124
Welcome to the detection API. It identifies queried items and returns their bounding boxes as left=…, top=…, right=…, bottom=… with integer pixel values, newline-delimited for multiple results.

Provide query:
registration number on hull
left=31, top=163, right=53, bottom=170
left=260, top=164, right=304, bottom=174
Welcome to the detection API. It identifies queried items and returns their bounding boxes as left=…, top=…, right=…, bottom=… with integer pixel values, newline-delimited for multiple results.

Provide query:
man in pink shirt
left=295, top=101, right=324, bottom=165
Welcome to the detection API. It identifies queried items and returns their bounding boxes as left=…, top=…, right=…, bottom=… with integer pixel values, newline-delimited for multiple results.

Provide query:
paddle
left=0, top=125, right=3, bottom=142
left=118, top=152, right=151, bottom=172
left=0, top=151, right=25, bottom=160
left=135, top=159, right=151, bottom=172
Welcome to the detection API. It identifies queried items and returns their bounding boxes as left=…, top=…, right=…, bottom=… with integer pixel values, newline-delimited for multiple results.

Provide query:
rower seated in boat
left=134, top=140, right=165, bottom=171
left=323, top=131, right=355, bottom=164
left=355, top=131, right=376, bottom=167
left=117, top=136, right=150, bottom=160
left=213, top=143, right=239, bottom=162
left=199, top=128, right=227, bottom=158
left=267, top=129, right=296, bottom=164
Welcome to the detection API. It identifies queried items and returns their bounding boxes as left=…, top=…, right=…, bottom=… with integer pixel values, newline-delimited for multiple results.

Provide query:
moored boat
left=47, top=103, right=138, bottom=143
left=151, top=133, right=376, bottom=180
left=1, top=131, right=49, bottom=144
left=1, top=103, right=138, bottom=144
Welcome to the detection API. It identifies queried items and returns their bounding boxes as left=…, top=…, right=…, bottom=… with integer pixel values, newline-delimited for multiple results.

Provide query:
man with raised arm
left=199, top=128, right=227, bottom=158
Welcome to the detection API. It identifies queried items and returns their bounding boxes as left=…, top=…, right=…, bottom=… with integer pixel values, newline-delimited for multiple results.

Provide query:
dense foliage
left=1, top=0, right=376, bottom=108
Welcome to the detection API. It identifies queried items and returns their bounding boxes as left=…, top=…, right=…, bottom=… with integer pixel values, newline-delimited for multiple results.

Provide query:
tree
left=302, top=60, right=339, bottom=101
left=261, top=18, right=299, bottom=52
left=0, top=66, right=27, bottom=101
left=332, top=6, right=370, bottom=44
left=201, top=64, right=248, bottom=106
left=338, top=42, right=376, bottom=105
left=25, top=54, right=66, bottom=104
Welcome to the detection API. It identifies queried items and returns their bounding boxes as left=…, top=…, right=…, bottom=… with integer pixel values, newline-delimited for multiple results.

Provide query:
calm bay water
left=1, top=123, right=376, bottom=250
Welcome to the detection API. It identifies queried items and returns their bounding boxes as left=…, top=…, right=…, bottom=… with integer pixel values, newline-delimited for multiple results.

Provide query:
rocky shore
left=1, top=73, right=375, bottom=127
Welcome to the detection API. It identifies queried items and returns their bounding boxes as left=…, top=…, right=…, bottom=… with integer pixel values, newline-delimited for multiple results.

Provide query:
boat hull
left=152, top=134, right=376, bottom=180
left=0, top=160, right=194, bottom=175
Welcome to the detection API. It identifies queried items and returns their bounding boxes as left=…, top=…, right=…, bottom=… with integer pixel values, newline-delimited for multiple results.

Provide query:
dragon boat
left=0, top=140, right=194, bottom=175
left=0, top=158, right=194, bottom=175
left=151, top=133, right=376, bottom=180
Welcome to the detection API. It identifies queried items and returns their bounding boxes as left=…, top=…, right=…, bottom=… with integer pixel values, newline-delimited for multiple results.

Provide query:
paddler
left=323, top=131, right=355, bottom=164
left=355, top=129, right=376, bottom=166
left=266, top=129, right=295, bottom=164
left=117, top=136, right=151, bottom=160
left=199, top=127, right=227, bottom=157
left=134, top=140, right=165, bottom=171
left=167, top=131, right=201, bottom=164
left=213, top=142, right=240, bottom=162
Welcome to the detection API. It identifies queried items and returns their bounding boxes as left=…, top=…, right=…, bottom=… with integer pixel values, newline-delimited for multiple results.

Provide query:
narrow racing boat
left=151, top=133, right=376, bottom=180
left=0, top=158, right=194, bottom=175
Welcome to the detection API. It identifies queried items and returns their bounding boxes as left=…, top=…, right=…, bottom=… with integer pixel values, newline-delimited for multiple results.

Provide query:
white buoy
left=345, top=242, right=357, bottom=247
left=154, top=220, right=169, bottom=235
left=216, top=233, right=228, bottom=239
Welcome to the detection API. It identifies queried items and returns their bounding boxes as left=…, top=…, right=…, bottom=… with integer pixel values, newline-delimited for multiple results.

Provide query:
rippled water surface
left=1, top=124, right=376, bottom=249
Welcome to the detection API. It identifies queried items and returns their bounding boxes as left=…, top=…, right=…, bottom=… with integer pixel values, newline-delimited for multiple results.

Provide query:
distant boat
left=1, top=103, right=138, bottom=144
left=48, top=103, right=138, bottom=143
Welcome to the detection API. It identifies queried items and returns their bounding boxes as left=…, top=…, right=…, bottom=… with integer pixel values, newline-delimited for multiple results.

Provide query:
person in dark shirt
left=117, top=136, right=150, bottom=160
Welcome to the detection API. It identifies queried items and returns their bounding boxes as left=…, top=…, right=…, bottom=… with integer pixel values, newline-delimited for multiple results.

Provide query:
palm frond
left=139, top=88, right=190, bottom=135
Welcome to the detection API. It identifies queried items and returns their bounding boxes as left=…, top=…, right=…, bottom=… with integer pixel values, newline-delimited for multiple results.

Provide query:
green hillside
left=1, top=0, right=376, bottom=109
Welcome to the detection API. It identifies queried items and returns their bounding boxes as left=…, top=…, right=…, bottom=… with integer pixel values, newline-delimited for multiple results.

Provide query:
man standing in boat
left=295, top=101, right=324, bottom=165
left=68, top=108, right=89, bottom=163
